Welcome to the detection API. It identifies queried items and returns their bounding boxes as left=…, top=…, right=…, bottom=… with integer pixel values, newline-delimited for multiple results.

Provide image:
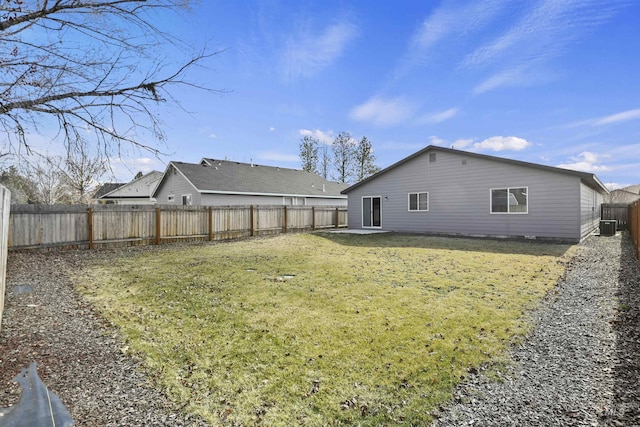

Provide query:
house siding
left=347, top=150, right=583, bottom=241
left=154, top=170, right=201, bottom=205
left=580, top=182, right=602, bottom=239
left=199, top=193, right=346, bottom=206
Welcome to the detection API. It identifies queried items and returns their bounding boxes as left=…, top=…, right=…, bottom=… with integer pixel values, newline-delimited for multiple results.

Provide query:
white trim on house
left=490, top=186, right=528, bottom=215
left=408, top=192, right=429, bottom=212
left=362, top=195, right=382, bottom=228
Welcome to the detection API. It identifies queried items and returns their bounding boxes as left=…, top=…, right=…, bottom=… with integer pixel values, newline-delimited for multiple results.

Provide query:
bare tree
left=319, top=141, right=330, bottom=179
left=331, top=131, right=356, bottom=183
left=299, top=135, right=319, bottom=173
left=0, top=0, right=219, bottom=157
left=61, top=142, right=107, bottom=203
left=25, top=155, right=73, bottom=204
left=354, top=136, right=380, bottom=181
left=0, top=164, right=39, bottom=203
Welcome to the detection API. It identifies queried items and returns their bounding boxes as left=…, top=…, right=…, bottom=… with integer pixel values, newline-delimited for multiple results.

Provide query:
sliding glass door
left=362, top=196, right=381, bottom=228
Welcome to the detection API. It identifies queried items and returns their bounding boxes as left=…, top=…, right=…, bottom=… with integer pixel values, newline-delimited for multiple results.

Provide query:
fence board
left=601, top=203, right=629, bottom=230
left=8, top=204, right=347, bottom=250
left=630, top=201, right=639, bottom=265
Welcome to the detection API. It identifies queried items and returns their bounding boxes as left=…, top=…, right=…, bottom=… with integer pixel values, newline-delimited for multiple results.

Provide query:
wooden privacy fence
left=630, top=200, right=640, bottom=264
left=9, top=204, right=348, bottom=250
left=601, top=203, right=629, bottom=230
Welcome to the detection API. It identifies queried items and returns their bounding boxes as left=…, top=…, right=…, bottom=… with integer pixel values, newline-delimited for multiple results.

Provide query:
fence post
left=208, top=206, right=213, bottom=241
left=283, top=206, right=288, bottom=233
left=88, top=207, right=94, bottom=249
left=335, top=207, right=339, bottom=228
left=312, top=206, right=315, bottom=230
left=155, top=207, right=161, bottom=245
left=250, top=206, right=255, bottom=237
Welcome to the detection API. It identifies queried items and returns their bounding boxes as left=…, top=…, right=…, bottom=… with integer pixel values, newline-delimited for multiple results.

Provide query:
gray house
left=153, top=159, right=348, bottom=207
left=342, top=145, right=609, bottom=242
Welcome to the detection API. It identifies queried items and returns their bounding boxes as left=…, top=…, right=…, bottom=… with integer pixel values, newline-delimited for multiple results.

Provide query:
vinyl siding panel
left=580, top=182, right=602, bottom=239
left=154, top=171, right=200, bottom=205
left=347, top=150, right=583, bottom=241
left=200, top=193, right=347, bottom=207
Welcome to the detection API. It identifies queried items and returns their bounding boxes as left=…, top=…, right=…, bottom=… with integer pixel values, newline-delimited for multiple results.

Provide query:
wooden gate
left=601, top=203, right=629, bottom=230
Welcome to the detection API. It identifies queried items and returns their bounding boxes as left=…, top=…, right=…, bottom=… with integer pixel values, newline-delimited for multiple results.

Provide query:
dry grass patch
left=77, top=233, right=574, bottom=426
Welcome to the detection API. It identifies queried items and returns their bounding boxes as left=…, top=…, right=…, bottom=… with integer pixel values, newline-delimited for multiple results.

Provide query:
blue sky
left=112, top=0, right=639, bottom=189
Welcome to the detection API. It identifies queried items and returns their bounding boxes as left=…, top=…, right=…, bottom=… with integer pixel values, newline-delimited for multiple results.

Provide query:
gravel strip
left=0, top=245, right=210, bottom=427
left=433, top=233, right=640, bottom=427
left=1, top=235, right=639, bottom=426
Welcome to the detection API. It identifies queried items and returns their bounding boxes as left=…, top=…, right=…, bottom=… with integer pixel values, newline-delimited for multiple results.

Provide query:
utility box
left=599, top=219, right=617, bottom=236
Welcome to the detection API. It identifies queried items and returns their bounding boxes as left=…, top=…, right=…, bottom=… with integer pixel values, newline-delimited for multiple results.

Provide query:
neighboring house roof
left=609, top=189, right=640, bottom=204
left=93, top=183, right=125, bottom=199
left=98, top=171, right=163, bottom=200
left=622, top=184, right=640, bottom=194
left=154, top=159, right=348, bottom=198
left=342, top=145, right=610, bottom=195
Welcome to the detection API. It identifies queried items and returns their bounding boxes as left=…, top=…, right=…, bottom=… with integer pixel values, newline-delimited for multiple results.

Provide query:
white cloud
left=605, top=183, right=630, bottom=191
left=400, top=0, right=507, bottom=74
left=109, top=157, right=166, bottom=181
left=256, top=150, right=299, bottom=163
left=209, top=133, right=217, bottom=139
left=472, top=136, right=531, bottom=152
left=419, top=108, right=459, bottom=124
left=473, top=66, right=529, bottom=94
left=350, top=96, right=417, bottom=127
left=593, top=108, right=640, bottom=126
left=464, top=1, right=622, bottom=69
left=283, top=20, right=359, bottom=79
left=452, top=138, right=474, bottom=149
left=428, top=136, right=447, bottom=146
left=298, top=129, right=335, bottom=145
left=556, top=151, right=611, bottom=173
left=269, top=127, right=276, bottom=132
left=463, top=1, right=628, bottom=93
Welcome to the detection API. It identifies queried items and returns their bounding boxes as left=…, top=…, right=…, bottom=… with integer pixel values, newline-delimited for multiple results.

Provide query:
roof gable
left=94, top=183, right=125, bottom=199
left=342, top=145, right=609, bottom=195
left=154, top=159, right=348, bottom=198
left=99, top=171, right=162, bottom=199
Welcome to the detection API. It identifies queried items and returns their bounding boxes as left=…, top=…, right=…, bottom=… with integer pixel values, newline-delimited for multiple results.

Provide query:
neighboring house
left=341, top=145, right=609, bottom=243
left=623, top=184, right=640, bottom=194
left=93, top=171, right=162, bottom=204
left=606, top=188, right=640, bottom=204
left=152, top=159, right=348, bottom=207
left=93, top=182, right=125, bottom=200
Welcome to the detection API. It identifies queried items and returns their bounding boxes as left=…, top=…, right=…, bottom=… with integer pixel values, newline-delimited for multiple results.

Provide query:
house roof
left=98, top=171, right=163, bottom=199
left=93, top=183, right=125, bottom=199
left=609, top=189, right=640, bottom=203
left=154, top=159, right=348, bottom=198
left=622, top=184, right=640, bottom=194
left=341, top=145, right=610, bottom=195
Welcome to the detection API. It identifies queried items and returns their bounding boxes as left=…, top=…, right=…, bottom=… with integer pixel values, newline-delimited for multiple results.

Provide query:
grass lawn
left=77, top=232, right=574, bottom=426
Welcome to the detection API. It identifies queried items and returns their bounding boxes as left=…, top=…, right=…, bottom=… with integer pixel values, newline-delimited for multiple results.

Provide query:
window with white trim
left=167, top=195, right=175, bottom=202
left=182, top=194, right=192, bottom=206
left=408, top=192, right=429, bottom=211
left=491, top=187, right=527, bottom=214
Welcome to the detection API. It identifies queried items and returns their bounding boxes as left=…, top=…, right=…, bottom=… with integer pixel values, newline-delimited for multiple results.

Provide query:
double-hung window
left=408, top=192, right=429, bottom=211
left=491, top=187, right=528, bottom=214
